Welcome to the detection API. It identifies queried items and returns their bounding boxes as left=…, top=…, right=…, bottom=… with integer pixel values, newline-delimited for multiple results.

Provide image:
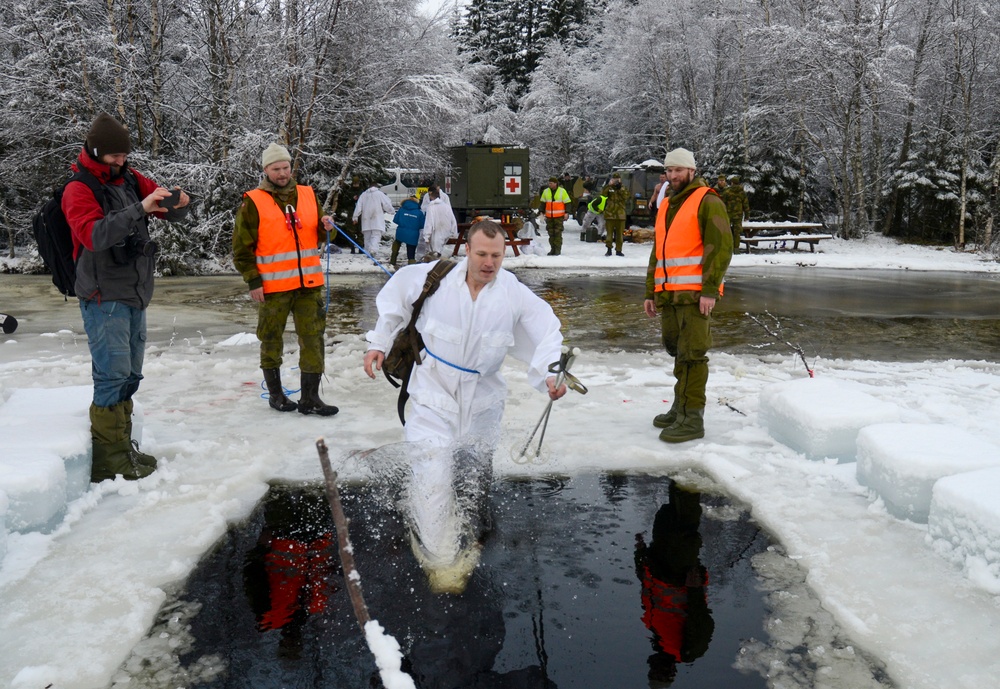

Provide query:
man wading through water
left=364, top=219, right=567, bottom=593
left=644, top=148, right=733, bottom=443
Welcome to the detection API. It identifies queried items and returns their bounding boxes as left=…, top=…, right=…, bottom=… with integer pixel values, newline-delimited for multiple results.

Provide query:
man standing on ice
left=420, top=186, right=458, bottom=258
left=352, top=180, right=394, bottom=256
left=644, top=147, right=732, bottom=443
left=363, top=219, right=566, bottom=592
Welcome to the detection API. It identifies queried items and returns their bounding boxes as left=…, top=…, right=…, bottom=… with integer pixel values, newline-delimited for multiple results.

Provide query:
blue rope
left=423, top=346, right=480, bottom=374
left=259, top=367, right=301, bottom=401
left=331, top=221, right=394, bottom=279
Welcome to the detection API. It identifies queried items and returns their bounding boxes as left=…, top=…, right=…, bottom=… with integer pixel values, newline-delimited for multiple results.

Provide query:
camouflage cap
left=611, top=172, right=621, bottom=179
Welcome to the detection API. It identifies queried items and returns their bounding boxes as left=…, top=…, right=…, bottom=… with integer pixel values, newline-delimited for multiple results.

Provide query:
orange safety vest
left=247, top=186, right=324, bottom=294
left=540, top=186, right=571, bottom=219
left=653, top=187, right=723, bottom=295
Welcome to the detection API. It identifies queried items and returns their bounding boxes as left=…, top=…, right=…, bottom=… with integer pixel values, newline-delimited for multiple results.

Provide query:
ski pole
left=330, top=221, right=394, bottom=279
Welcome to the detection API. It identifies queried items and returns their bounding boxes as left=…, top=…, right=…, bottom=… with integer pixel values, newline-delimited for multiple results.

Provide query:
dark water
left=3, top=269, right=998, bottom=360
left=126, top=475, right=782, bottom=688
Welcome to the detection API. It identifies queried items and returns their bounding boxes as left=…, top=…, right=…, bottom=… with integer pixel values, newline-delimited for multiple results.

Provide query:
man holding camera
left=63, top=113, right=190, bottom=482
left=233, top=143, right=339, bottom=418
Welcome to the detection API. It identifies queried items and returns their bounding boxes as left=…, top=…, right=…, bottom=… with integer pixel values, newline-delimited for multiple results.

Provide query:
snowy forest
left=1, top=0, right=999, bottom=272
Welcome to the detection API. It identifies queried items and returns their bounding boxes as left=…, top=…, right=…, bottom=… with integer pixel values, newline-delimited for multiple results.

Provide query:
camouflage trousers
left=605, top=218, right=626, bottom=252
left=658, top=300, right=712, bottom=411
left=546, top=216, right=565, bottom=254
left=257, top=287, right=326, bottom=373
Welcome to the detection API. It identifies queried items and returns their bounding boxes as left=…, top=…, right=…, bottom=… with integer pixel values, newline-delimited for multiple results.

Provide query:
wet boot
left=389, top=241, right=400, bottom=266
left=298, top=372, right=339, bottom=416
left=658, top=408, right=705, bottom=444
left=653, top=399, right=680, bottom=429
left=121, top=399, right=156, bottom=469
left=90, top=403, right=156, bottom=482
left=263, top=368, right=298, bottom=412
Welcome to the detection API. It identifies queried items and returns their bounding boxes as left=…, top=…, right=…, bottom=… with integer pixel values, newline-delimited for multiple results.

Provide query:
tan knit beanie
left=262, top=143, right=292, bottom=168
left=663, top=148, right=697, bottom=169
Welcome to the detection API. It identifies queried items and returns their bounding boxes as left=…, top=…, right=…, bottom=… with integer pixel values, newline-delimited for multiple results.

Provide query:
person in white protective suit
left=363, top=219, right=567, bottom=593
left=421, top=188, right=458, bottom=258
left=352, top=182, right=394, bottom=256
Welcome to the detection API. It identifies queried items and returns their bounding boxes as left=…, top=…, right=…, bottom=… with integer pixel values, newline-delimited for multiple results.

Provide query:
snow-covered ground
left=1, top=227, right=1000, bottom=689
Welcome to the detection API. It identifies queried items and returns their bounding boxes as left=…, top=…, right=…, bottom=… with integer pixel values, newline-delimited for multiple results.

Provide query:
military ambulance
left=445, top=144, right=531, bottom=223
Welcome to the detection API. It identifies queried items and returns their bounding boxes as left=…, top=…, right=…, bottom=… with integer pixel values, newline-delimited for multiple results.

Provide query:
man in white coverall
left=421, top=187, right=458, bottom=257
left=352, top=182, right=394, bottom=255
left=364, top=219, right=567, bottom=592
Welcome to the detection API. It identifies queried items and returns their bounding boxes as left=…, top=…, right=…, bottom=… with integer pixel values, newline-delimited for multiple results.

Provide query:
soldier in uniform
left=602, top=172, right=630, bottom=256
left=716, top=174, right=750, bottom=246
left=337, top=176, right=364, bottom=253
left=539, top=176, right=572, bottom=256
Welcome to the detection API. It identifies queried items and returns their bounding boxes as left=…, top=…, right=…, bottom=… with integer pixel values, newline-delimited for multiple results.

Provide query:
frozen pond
left=119, top=474, right=891, bottom=689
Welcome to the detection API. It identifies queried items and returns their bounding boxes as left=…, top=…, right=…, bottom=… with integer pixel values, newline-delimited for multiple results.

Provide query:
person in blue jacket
left=391, top=195, right=425, bottom=266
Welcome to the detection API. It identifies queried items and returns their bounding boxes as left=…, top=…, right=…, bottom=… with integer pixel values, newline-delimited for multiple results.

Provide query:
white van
left=379, top=168, right=432, bottom=207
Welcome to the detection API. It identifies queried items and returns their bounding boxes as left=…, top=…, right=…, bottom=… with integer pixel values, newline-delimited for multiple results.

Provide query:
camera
left=111, top=232, right=159, bottom=264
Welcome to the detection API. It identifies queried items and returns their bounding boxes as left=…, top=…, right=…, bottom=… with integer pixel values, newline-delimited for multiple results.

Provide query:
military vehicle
left=603, top=159, right=665, bottom=227
left=445, top=144, right=531, bottom=223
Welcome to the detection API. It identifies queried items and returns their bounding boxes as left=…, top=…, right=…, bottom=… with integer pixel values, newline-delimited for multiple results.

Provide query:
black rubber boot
left=298, top=372, right=339, bottom=416
left=263, top=368, right=298, bottom=412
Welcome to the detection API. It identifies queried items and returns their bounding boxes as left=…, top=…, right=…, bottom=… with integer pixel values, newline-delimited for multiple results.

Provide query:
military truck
left=445, top=144, right=531, bottom=223
left=603, top=159, right=665, bottom=227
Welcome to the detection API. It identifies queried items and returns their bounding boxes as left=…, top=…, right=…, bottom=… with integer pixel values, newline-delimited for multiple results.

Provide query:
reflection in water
left=115, top=475, right=893, bottom=689
left=635, top=483, right=714, bottom=687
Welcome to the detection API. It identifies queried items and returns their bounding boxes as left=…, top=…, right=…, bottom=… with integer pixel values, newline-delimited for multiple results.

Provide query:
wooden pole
left=315, top=438, right=371, bottom=631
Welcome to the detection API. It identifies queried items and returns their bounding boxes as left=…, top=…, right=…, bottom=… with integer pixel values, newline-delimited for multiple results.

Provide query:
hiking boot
left=616, top=250, right=625, bottom=257
left=605, top=247, right=612, bottom=256
left=653, top=401, right=680, bottom=429
left=263, top=368, right=297, bottom=412
left=658, top=408, right=705, bottom=444
left=298, top=372, right=339, bottom=416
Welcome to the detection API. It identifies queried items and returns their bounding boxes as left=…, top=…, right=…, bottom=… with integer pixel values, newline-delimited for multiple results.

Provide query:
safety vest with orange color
left=540, top=186, right=571, bottom=219
left=653, top=187, right=723, bottom=295
left=247, top=186, right=323, bottom=294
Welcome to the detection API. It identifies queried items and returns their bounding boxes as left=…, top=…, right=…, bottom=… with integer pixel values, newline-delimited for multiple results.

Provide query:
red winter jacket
left=62, top=150, right=171, bottom=308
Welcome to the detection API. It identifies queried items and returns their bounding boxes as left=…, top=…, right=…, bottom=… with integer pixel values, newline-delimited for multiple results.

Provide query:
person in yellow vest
left=233, top=143, right=339, bottom=416
left=539, top=176, right=571, bottom=255
left=643, top=148, right=732, bottom=443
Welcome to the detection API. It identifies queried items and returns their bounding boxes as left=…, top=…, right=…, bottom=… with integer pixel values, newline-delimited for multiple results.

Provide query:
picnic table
left=740, top=233, right=834, bottom=253
left=742, top=221, right=826, bottom=238
left=445, top=222, right=532, bottom=257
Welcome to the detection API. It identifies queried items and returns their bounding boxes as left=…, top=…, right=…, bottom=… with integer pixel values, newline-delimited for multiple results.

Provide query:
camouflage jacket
left=645, top=178, right=733, bottom=305
left=601, top=183, right=630, bottom=220
left=720, top=184, right=749, bottom=225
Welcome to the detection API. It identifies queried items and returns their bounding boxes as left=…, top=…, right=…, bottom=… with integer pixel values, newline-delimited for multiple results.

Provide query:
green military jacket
left=601, top=182, right=630, bottom=221
left=645, top=178, right=733, bottom=305
left=720, top=184, right=750, bottom=225
left=232, top=178, right=331, bottom=291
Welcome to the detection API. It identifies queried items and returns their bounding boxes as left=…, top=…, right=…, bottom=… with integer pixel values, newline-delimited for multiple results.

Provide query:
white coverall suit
left=366, top=259, right=563, bottom=564
left=422, top=198, right=458, bottom=257
left=352, top=186, right=394, bottom=256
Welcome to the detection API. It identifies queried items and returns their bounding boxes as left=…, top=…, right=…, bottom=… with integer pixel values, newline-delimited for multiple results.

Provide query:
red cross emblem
left=504, top=176, right=521, bottom=194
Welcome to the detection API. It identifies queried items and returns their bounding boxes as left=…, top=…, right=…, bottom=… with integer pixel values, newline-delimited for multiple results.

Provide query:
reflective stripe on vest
left=541, top=187, right=570, bottom=218
left=247, top=186, right=323, bottom=294
left=654, top=187, right=712, bottom=293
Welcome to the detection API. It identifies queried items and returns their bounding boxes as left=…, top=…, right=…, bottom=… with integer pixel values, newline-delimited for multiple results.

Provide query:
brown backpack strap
left=384, top=259, right=458, bottom=424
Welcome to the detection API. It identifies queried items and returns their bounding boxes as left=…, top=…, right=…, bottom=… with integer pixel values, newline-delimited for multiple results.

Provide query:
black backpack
left=382, top=258, right=458, bottom=424
left=32, top=170, right=117, bottom=298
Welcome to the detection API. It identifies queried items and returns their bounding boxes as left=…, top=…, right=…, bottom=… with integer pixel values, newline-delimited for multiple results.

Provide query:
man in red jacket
left=63, top=113, right=190, bottom=482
